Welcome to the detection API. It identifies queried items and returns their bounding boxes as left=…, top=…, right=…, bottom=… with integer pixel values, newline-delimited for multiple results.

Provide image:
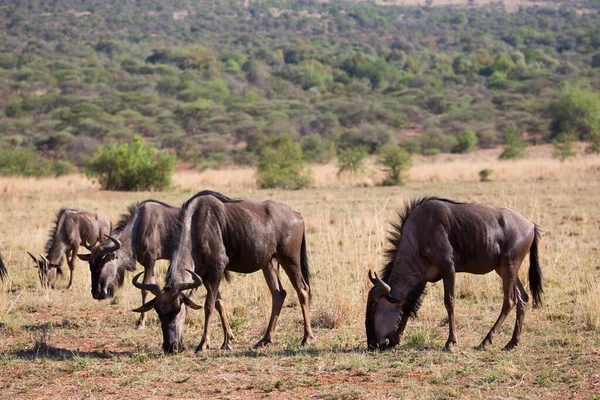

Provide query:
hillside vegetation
left=1, top=0, right=600, bottom=172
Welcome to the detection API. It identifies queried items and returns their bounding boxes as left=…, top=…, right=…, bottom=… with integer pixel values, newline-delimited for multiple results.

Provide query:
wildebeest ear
left=77, top=253, right=92, bottom=262
left=181, top=294, right=203, bottom=310
left=132, top=298, right=156, bottom=313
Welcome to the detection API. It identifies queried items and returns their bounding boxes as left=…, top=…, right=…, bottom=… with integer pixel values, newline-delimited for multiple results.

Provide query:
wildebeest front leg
left=477, top=266, right=517, bottom=350
left=195, top=266, right=225, bottom=353
left=254, top=261, right=287, bottom=348
left=67, top=247, right=77, bottom=289
left=442, top=268, right=457, bottom=351
left=215, top=291, right=235, bottom=350
left=136, top=261, right=156, bottom=330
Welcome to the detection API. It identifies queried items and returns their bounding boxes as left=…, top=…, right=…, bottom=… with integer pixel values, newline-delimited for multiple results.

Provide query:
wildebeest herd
left=0, top=190, right=544, bottom=354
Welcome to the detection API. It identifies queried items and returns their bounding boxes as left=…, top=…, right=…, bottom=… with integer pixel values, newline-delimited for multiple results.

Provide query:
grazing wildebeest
left=0, top=252, right=7, bottom=283
left=77, top=199, right=235, bottom=330
left=132, top=190, right=313, bottom=354
left=28, top=208, right=111, bottom=289
left=366, top=197, right=543, bottom=352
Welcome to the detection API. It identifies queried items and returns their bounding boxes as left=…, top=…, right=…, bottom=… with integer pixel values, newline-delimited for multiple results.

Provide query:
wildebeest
left=132, top=190, right=313, bottom=354
left=366, top=197, right=543, bottom=351
left=0, top=252, right=7, bottom=283
left=28, top=208, right=111, bottom=289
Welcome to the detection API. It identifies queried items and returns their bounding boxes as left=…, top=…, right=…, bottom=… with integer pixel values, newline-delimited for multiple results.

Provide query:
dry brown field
left=0, top=144, right=599, bottom=399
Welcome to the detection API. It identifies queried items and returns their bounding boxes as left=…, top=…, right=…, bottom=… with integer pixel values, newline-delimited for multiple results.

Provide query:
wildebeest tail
left=0, top=252, right=7, bottom=282
left=529, top=225, right=543, bottom=308
left=300, top=230, right=311, bottom=301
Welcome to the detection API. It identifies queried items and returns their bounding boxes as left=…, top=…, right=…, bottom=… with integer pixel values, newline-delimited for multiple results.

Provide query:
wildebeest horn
left=368, top=270, right=391, bottom=300
left=132, top=272, right=162, bottom=296
left=83, top=239, right=94, bottom=251
left=104, top=234, right=121, bottom=252
left=27, top=251, right=39, bottom=263
left=172, top=269, right=203, bottom=294
left=39, top=253, right=50, bottom=265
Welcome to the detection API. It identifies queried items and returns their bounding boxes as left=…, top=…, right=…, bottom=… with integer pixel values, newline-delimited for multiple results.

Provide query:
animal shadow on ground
left=13, top=344, right=132, bottom=361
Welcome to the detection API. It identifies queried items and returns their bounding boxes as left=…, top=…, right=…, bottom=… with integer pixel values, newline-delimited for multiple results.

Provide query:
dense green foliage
left=499, top=125, right=528, bottom=160
left=85, top=136, right=175, bottom=191
left=256, top=135, right=311, bottom=189
left=378, top=144, right=412, bottom=186
left=1, top=0, right=600, bottom=171
left=0, top=148, right=74, bottom=177
left=337, top=148, right=368, bottom=176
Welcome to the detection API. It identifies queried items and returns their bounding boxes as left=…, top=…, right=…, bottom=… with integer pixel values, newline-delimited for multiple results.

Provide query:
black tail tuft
left=0, top=252, right=7, bottom=283
left=300, top=230, right=311, bottom=302
left=529, top=225, right=544, bottom=308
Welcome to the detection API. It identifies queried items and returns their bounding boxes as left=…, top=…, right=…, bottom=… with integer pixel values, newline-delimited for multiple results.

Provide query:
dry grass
left=0, top=146, right=599, bottom=399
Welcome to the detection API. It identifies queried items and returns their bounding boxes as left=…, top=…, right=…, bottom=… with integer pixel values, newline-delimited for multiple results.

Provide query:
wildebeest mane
left=380, top=197, right=462, bottom=318
left=113, top=199, right=176, bottom=234
left=45, top=207, right=78, bottom=254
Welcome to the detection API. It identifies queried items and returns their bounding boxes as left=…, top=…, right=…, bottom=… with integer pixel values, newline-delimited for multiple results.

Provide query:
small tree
left=85, top=136, right=176, bottom=191
left=378, top=144, right=412, bottom=186
left=337, top=147, right=367, bottom=176
left=552, top=133, right=576, bottom=162
left=452, top=129, right=478, bottom=154
left=479, top=168, right=493, bottom=182
left=256, top=135, right=311, bottom=189
left=499, top=125, right=527, bottom=160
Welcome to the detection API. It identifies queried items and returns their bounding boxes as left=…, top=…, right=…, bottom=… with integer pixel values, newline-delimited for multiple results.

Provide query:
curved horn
left=172, top=269, right=203, bottom=294
left=83, top=239, right=95, bottom=251
left=132, top=272, right=162, bottom=296
left=368, top=270, right=391, bottom=301
left=368, top=270, right=378, bottom=285
left=104, top=234, right=121, bottom=252
left=27, top=251, right=39, bottom=263
left=39, top=253, right=50, bottom=265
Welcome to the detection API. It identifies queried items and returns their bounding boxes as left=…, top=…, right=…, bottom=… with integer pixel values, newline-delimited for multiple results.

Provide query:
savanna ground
left=0, top=145, right=599, bottom=399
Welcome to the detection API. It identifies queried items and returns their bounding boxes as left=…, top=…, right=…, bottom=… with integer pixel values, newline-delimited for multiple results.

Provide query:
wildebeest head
left=365, top=270, right=405, bottom=351
left=131, top=270, right=203, bottom=354
left=27, top=252, right=59, bottom=289
left=77, top=235, right=121, bottom=300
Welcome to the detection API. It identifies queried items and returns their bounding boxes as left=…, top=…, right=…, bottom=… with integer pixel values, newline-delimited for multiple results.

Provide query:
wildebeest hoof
left=221, top=343, right=233, bottom=350
left=253, top=338, right=273, bottom=348
left=301, top=337, right=313, bottom=347
left=502, top=341, right=518, bottom=351
left=135, top=322, right=145, bottom=330
left=195, top=342, right=210, bottom=353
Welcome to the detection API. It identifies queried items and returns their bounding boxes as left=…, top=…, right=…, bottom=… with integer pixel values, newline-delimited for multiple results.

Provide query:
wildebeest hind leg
left=215, top=290, right=235, bottom=350
left=503, top=277, right=528, bottom=351
left=477, top=265, right=517, bottom=350
left=281, top=259, right=314, bottom=347
left=254, top=261, right=287, bottom=348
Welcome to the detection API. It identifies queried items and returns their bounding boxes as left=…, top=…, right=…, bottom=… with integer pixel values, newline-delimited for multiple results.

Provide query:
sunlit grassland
left=0, top=145, right=599, bottom=399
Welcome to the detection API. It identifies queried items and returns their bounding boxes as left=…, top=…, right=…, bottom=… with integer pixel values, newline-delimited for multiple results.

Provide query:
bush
left=452, top=129, right=478, bottom=154
left=256, top=135, right=311, bottom=189
left=402, top=139, right=421, bottom=154
left=301, top=134, right=333, bottom=163
left=378, top=144, right=412, bottom=186
left=0, top=148, right=72, bottom=177
left=423, top=148, right=440, bottom=157
left=337, top=147, right=368, bottom=176
left=499, top=125, right=527, bottom=160
left=479, top=168, right=494, bottom=182
left=552, top=134, right=576, bottom=161
left=85, top=136, right=176, bottom=191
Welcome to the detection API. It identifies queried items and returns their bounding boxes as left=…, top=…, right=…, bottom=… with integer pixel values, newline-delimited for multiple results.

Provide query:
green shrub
left=479, top=168, right=494, bottom=182
left=51, top=160, right=77, bottom=176
left=301, top=134, right=333, bottom=163
left=0, top=148, right=51, bottom=177
left=423, top=148, right=440, bottom=157
left=337, top=147, right=368, bottom=176
left=552, top=134, right=576, bottom=162
left=84, top=136, right=176, bottom=191
left=256, top=135, right=311, bottom=189
left=452, top=129, right=478, bottom=154
left=499, top=125, right=527, bottom=160
left=402, top=139, right=421, bottom=155
left=378, top=144, right=412, bottom=186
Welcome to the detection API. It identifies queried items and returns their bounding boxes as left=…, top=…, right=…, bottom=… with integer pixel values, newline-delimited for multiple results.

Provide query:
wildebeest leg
left=280, top=259, right=314, bottom=346
left=504, top=277, right=529, bottom=351
left=195, top=266, right=225, bottom=353
left=442, top=267, right=457, bottom=351
left=254, top=260, right=287, bottom=348
left=215, top=291, right=235, bottom=350
left=136, top=260, right=156, bottom=330
left=477, top=265, right=517, bottom=350
left=66, top=247, right=77, bottom=289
